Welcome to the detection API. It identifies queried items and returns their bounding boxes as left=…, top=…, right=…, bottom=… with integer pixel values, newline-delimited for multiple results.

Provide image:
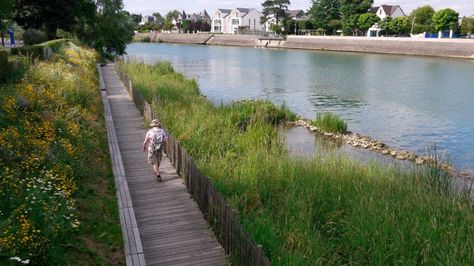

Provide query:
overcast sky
left=123, top=0, right=474, bottom=17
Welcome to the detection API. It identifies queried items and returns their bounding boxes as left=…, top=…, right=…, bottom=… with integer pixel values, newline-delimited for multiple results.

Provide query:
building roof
left=371, top=5, right=405, bottom=16
left=217, top=9, right=232, bottom=14
left=286, top=9, right=305, bottom=18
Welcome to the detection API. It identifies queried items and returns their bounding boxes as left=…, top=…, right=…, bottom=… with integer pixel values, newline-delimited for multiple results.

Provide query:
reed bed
left=122, top=61, right=473, bottom=265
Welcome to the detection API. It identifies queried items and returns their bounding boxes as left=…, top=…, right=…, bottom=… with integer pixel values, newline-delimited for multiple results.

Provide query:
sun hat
left=150, top=119, right=161, bottom=127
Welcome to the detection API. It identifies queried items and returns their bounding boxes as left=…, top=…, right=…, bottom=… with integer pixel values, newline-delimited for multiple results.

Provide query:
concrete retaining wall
left=137, top=33, right=474, bottom=59
left=156, top=33, right=213, bottom=44
left=206, top=35, right=259, bottom=47
left=282, top=36, right=474, bottom=59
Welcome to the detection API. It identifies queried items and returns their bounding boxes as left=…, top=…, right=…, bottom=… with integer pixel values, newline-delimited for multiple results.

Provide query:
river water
left=126, top=42, right=474, bottom=173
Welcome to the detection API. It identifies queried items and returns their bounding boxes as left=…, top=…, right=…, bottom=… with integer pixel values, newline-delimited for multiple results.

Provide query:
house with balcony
left=367, top=4, right=406, bottom=37
left=211, top=8, right=263, bottom=34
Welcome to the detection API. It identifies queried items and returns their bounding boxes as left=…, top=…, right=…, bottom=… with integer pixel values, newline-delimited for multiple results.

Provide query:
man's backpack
left=150, top=128, right=164, bottom=153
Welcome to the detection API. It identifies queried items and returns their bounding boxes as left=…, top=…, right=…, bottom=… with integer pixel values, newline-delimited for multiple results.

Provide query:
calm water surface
left=126, top=43, right=474, bottom=173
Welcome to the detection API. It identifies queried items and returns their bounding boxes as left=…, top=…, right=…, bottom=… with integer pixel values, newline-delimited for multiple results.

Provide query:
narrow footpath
left=102, top=64, right=228, bottom=266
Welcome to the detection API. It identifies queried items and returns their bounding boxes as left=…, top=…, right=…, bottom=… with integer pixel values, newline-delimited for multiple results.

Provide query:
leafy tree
left=12, top=0, right=89, bottom=39
left=379, top=16, right=393, bottom=35
left=182, top=19, right=191, bottom=33
left=410, top=5, right=435, bottom=33
left=75, top=0, right=133, bottom=58
left=0, top=0, right=13, bottom=46
left=357, top=12, right=380, bottom=32
left=164, top=10, right=179, bottom=31
left=390, top=16, right=411, bottom=35
left=130, top=13, right=142, bottom=25
left=460, top=17, right=474, bottom=36
left=328, top=19, right=342, bottom=34
left=309, top=0, right=340, bottom=31
left=261, top=0, right=290, bottom=25
left=153, top=12, right=164, bottom=28
left=339, top=0, right=373, bottom=35
left=432, top=8, right=459, bottom=32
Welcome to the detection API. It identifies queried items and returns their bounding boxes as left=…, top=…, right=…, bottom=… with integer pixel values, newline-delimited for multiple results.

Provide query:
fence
left=116, top=63, right=271, bottom=266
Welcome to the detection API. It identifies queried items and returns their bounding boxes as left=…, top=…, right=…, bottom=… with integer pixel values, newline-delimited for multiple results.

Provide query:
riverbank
left=122, top=60, right=474, bottom=265
left=136, top=33, right=474, bottom=59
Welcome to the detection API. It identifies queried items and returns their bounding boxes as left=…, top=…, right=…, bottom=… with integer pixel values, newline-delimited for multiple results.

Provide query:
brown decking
left=101, top=63, right=227, bottom=266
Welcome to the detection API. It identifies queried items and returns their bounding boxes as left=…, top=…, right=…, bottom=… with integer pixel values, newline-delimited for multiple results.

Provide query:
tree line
left=310, top=0, right=474, bottom=36
left=131, top=10, right=211, bottom=34
left=260, top=0, right=474, bottom=36
left=0, top=0, right=135, bottom=58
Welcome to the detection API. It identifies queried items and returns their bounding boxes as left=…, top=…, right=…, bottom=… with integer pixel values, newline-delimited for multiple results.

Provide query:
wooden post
left=256, top=244, right=263, bottom=266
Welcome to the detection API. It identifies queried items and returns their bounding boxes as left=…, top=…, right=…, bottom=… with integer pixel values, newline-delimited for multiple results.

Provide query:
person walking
left=143, top=119, right=168, bottom=181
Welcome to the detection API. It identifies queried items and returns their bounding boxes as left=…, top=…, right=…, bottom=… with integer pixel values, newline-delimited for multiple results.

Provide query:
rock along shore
left=137, top=32, right=474, bottom=60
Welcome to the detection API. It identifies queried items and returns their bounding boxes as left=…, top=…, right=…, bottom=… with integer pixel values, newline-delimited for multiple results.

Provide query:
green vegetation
left=122, top=61, right=474, bottom=265
left=432, top=8, right=460, bottom=32
left=312, top=112, right=347, bottom=134
left=0, top=42, right=123, bottom=264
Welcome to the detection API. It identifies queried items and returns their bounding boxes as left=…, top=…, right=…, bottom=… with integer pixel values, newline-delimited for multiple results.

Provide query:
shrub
left=22, top=30, right=48, bottom=45
left=142, top=36, right=151, bottom=42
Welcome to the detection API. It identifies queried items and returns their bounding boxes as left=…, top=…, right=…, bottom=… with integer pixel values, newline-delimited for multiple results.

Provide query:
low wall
left=137, top=33, right=474, bottom=59
left=207, top=34, right=259, bottom=47
left=282, top=36, right=474, bottom=59
left=155, top=33, right=212, bottom=44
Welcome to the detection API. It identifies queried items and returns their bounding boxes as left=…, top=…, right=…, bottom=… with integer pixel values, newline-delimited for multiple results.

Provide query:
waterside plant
left=312, top=112, right=347, bottom=134
left=121, top=61, right=474, bottom=265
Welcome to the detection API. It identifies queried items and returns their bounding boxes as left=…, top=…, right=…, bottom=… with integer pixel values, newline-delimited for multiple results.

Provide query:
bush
left=312, top=112, right=347, bottom=134
left=10, top=45, right=44, bottom=59
left=142, top=36, right=151, bottom=42
left=22, top=30, right=48, bottom=45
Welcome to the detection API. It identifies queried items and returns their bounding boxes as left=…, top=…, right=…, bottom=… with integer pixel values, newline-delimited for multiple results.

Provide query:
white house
left=139, top=15, right=155, bottom=26
left=367, top=4, right=406, bottom=37
left=211, top=9, right=231, bottom=33
left=211, top=8, right=263, bottom=34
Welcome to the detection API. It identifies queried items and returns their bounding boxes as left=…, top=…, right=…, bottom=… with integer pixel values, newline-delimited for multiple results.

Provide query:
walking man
left=143, top=119, right=168, bottom=181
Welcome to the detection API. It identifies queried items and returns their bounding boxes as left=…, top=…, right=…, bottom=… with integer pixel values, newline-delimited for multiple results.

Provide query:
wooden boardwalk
left=102, top=64, right=228, bottom=266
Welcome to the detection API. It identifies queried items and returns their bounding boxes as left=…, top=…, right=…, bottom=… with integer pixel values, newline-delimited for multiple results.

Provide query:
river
left=126, top=42, right=474, bottom=174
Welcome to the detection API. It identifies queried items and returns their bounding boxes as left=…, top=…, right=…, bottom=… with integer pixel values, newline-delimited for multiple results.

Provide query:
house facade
left=367, top=5, right=406, bottom=37
left=211, top=8, right=263, bottom=34
left=211, top=9, right=231, bottom=33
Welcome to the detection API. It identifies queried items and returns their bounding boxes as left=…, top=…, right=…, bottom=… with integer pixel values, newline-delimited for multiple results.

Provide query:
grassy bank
left=122, top=61, right=473, bottom=265
left=0, top=43, right=123, bottom=264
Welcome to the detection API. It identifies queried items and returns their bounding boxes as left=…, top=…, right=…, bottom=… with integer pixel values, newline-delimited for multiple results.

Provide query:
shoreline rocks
left=288, top=119, right=473, bottom=181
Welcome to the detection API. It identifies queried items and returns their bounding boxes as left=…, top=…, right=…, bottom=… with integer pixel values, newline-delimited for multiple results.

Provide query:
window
left=249, top=19, right=251, bottom=25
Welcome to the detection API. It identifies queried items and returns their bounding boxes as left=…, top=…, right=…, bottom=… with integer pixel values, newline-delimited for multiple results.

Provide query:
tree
left=0, top=0, right=13, bottom=46
left=339, top=0, right=373, bottom=35
left=357, top=12, right=379, bottom=32
left=328, top=19, right=342, bottom=34
left=261, top=0, right=290, bottom=26
left=164, top=10, right=179, bottom=31
left=379, top=16, right=393, bottom=35
left=12, top=0, right=89, bottom=39
left=153, top=12, right=164, bottom=28
left=432, top=8, right=459, bottom=33
left=75, top=0, right=134, bottom=58
left=130, top=13, right=142, bottom=25
left=309, top=0, right=340, bottom=31
left=460, top=17, right=474, bottom=36
left=182, top=19, right=191, bottom=33
left=389, top=16, right=411, bottom=35
left=410, top=5, right=435, bottom=33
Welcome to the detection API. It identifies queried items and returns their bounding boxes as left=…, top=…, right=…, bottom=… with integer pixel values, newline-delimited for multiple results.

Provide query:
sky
left=123, top=0, right=474, bottom=17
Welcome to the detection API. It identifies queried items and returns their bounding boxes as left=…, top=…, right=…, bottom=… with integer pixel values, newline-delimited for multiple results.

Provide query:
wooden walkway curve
left=101, top=63, right=228, bottom=266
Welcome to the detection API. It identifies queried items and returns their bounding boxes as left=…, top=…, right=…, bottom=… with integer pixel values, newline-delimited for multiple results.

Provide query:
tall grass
left=312, top=112, right=347, bottom=134
left=122, top=61, right=474, bottom=265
